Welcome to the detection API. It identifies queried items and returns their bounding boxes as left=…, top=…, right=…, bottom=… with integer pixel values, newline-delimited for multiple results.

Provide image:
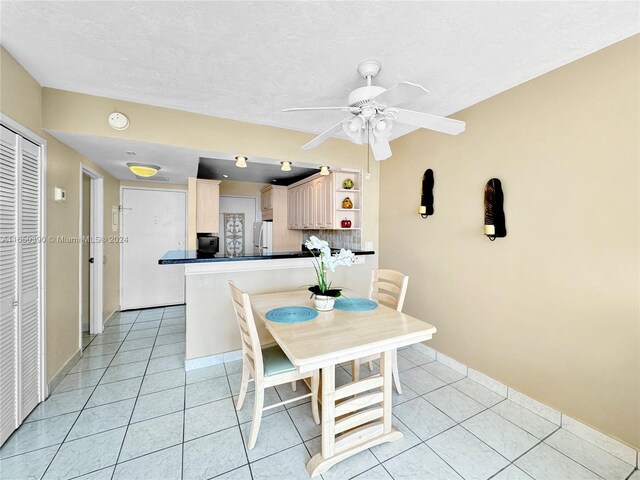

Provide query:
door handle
left=89, top=257, right=95, bottom=264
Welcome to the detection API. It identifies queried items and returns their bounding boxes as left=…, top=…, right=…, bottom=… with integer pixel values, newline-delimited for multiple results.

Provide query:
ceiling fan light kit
left=284, top=59, right=466, bottom=161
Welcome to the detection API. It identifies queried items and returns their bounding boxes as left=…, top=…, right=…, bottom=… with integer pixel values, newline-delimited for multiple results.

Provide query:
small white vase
left=314, top=295, right=335, bottom=312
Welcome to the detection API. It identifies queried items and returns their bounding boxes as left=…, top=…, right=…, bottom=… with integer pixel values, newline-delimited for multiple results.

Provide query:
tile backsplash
left=302, top=229, right=362, bottom=251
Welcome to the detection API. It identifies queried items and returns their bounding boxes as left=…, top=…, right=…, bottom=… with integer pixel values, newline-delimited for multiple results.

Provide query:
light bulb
left=349, top=122, right=359, bottom=132
left=376, top=120, right=387, bottom=131
left=280, top=161, right=292, bottom=172
left=235, top=155, right=247, bottom=168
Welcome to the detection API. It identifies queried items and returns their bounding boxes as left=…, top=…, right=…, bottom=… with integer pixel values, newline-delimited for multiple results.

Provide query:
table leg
left=306, top=353, right=403, bottom=477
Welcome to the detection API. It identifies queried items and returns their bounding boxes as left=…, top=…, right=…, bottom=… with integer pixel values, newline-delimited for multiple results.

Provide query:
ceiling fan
left=283, top=60, right=466, bottom=161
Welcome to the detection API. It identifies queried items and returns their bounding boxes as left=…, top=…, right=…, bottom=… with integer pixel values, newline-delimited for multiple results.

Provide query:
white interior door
left=0, top=123, right=44, bottom=446
left=0, top=125, right=19, bottom=445
left=121, top=188, right=186, bottom=309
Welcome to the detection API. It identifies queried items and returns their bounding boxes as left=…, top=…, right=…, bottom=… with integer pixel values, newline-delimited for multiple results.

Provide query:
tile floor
left=0, top=305, right=638, bottom=480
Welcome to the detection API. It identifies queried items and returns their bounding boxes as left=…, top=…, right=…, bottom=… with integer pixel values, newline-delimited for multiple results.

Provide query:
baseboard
left=413, top=342, right=639, bottom=467
left=185, top=349, right=242, bottom=371
left=47, top=348, right=82, bottom=395
left=104, top=309, right=119, bottom=323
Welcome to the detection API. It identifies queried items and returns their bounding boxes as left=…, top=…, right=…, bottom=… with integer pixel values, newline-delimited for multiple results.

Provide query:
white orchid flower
left=305, top=236, right=329, bottom=250
left=306, top=238, right=354, bottom=295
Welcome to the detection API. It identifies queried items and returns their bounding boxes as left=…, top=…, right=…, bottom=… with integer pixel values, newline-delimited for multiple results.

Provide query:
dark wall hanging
left=484, top=178, right=506, bottom=241
left=419, top=169, right=434, bottom=219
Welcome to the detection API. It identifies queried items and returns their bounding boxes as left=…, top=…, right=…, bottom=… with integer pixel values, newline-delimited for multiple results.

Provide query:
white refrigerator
left=253, top=221, right=273, bottom=254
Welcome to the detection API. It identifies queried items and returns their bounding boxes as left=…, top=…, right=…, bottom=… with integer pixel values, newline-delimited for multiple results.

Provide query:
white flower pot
left=314, top=295, right=335, bottom=312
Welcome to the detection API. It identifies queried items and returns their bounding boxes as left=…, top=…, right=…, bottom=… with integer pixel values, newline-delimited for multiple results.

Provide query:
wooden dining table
left=250, top=290, right=437, bottom=477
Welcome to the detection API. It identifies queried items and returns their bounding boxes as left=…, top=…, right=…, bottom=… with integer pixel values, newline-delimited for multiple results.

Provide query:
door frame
left=119, top=186, right=187, bottom=310
left=79, top=164, right=104, bottom=336
left=0, top=113, right=48, bottom=399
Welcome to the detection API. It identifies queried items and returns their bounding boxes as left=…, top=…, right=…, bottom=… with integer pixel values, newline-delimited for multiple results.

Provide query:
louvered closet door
left=0, top=126, right=19, bottom=445
left=18, top=137, right=41, bottom=420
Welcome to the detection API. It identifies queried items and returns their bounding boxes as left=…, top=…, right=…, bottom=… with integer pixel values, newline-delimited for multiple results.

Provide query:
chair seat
left=262, top=344, right=296, bottom=377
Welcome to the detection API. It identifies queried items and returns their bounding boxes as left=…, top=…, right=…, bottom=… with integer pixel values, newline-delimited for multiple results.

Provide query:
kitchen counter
left=157, top=248, right=378, bottom=369
left=158, top=249, right=375, bottom=265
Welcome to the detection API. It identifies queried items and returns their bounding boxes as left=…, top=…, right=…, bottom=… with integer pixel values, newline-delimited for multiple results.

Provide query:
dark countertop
left=159, top=249, right=376, bottom=265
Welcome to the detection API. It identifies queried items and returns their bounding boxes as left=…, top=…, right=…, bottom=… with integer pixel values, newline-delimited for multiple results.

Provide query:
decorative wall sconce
left=419, top=169, right=434, bottom=218
left=484, top=178, right=506, bottom=241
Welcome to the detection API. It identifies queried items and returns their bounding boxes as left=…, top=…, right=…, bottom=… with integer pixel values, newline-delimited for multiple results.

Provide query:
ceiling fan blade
left=370, top=139, right=392, bottom=161
left=393, top=108, right=466, bottom=135
left=301, top=118, right=352, bottom=150
left=372, top=81, right=429, bottom=108
left=283, top=107, right=358, bottom=113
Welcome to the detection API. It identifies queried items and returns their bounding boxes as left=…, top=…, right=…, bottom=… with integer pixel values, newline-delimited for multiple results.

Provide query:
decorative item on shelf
left=342, top=178, right=354, bottom=189
left=305, top=236, right=355, bottom=311
left=342, top=197, right=353, bottom=209
left=419, top=169, right=434, bottom=219
left=484, top=178, right=506, bottom=241
left=341, top=218, right=352, bottom=229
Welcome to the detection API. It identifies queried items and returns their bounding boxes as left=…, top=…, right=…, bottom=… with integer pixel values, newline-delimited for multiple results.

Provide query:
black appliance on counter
left=197, top=234, right=219, bottom=255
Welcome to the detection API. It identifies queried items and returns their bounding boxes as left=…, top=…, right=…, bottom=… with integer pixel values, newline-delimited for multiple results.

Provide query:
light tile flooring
left=0, top=305, right=637, bottom=480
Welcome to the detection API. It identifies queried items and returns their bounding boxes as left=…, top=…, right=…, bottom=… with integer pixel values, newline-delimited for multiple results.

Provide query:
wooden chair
left=229, top=282, right=320, bottom=449
left=351, top=269, right=409, bottom=394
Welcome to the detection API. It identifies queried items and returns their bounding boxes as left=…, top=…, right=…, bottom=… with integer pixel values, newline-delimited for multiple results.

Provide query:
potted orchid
left=305, top=236, right=355, bottom=311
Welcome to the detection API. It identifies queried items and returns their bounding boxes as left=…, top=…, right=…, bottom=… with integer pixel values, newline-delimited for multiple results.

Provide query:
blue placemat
left=334, top=298, right=378, bottom=312
left=265, top=306, right=318, bottom=323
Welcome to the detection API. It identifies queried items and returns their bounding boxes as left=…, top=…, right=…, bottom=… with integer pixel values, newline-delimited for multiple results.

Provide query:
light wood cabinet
left=196, top=179, right=221, bottom=233
left=287, top=170, right=360, bottom=230
left=261, top=188, right=274, bottom=220
left=187, top=178, right=220, bottom=250
left=260, top=185, right=301, bottom=251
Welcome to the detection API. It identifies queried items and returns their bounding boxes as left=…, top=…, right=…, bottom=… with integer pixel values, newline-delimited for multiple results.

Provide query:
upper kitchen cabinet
left=260, top=185, right=301, bottom=251
left=287, top=169, right=360, bottom=230
left=260, top=186, right=274, bottom=220
left=187, top=178, right=221, bottom=249
left=195, top=179, right=221, bottom=233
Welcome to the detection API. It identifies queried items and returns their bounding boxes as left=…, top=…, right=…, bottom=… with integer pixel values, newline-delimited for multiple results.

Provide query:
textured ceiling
left=2, top=1, right=638, bottom=143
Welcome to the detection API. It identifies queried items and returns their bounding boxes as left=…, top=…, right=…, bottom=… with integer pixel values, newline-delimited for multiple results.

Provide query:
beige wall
left=380, top=36, right=639, bottom=448
left=1, top=47, right=121, bottom=382
left=220, top=179, right=268, bottom=198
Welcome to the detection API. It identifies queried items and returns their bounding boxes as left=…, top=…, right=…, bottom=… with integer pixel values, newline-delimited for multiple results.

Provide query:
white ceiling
left=2, top=1, right=638, bottom=143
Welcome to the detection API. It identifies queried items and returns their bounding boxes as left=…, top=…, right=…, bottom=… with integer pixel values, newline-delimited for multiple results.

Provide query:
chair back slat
left=229, top=282, right=264, bottom=379
left=369, top=269, right=409, bottom=312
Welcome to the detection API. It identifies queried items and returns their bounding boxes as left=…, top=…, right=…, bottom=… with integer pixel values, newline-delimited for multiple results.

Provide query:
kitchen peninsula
left=159, top=248, right=376, bottom=369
